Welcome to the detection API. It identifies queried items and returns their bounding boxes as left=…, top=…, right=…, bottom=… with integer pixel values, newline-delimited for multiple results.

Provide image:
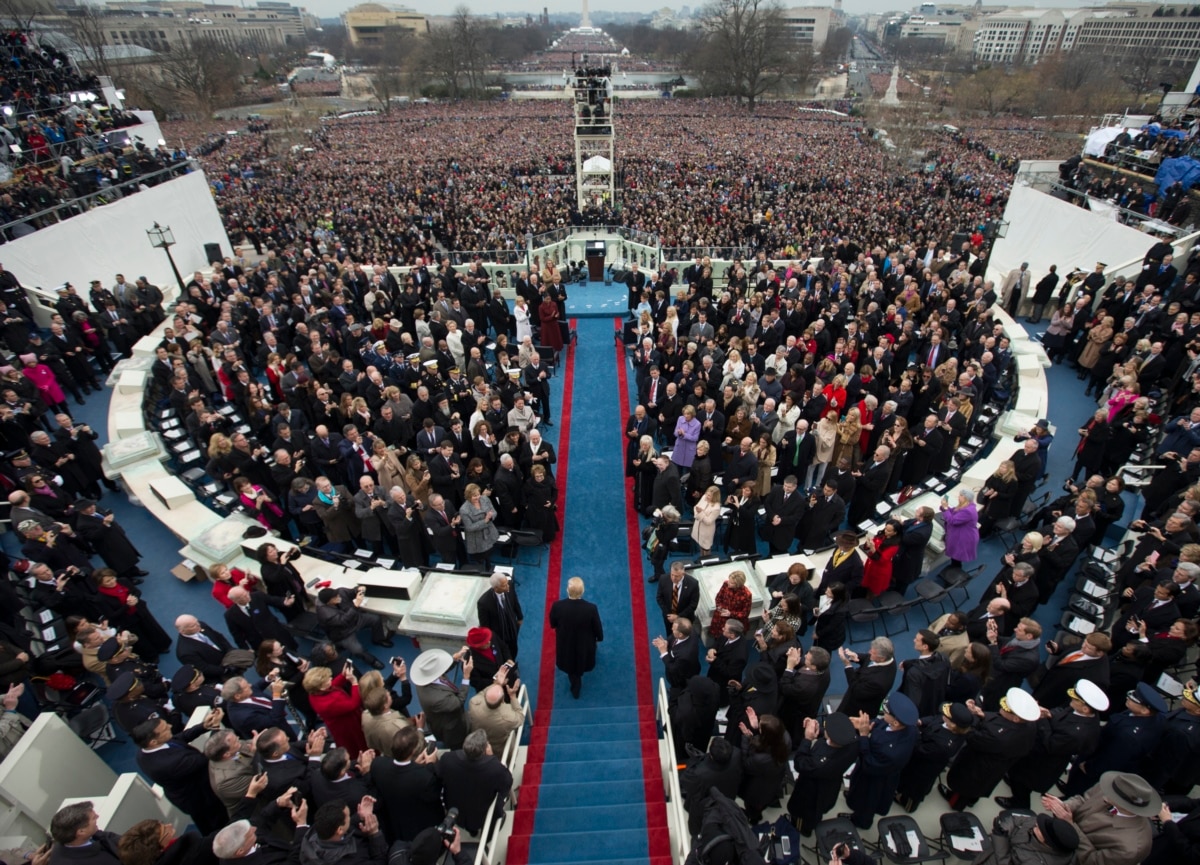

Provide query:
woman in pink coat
left=21, top=354, right=67, bottom=413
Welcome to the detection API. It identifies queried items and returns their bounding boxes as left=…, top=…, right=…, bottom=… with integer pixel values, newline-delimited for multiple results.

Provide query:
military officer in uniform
left=998, top=679, right=1107, bottom=809
left=171, top=664, right=223, bottom=717
left=845, top=692, right=920, bottom=829
left=786, top=711, right=859, bottom=836
left=1140, top=684, right=1200, bottom=794
left=941, top=687, right=1040, bottom=810
left=108, top=671, right=182, bottom=733
left=1062, top=682, right=1166, bottom=796
left=895, top=701, right=973, bottom=812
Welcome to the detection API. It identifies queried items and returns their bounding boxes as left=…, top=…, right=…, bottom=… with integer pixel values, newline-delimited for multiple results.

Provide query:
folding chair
left=810, top=817, right=872, bottom=865
left=881, top=598, right=917, bottom=637
left=846, top=598, right=882, bottom=643
left=913, top=579, right=952, bottom=616
left=870, top=815, right=946, bottom=865
left=501, top=528, right=545, bottom=566
left=938, top=812, right=991, bottom=862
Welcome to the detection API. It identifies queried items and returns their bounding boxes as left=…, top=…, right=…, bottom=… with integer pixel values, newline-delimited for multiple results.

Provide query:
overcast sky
left=315, top=0, right=1087, bottom=23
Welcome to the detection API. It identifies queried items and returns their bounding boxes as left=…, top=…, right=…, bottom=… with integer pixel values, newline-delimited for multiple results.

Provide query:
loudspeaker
left=950, top=232, right=970, bottom=253
left=204, top=242, right=223, bottom=265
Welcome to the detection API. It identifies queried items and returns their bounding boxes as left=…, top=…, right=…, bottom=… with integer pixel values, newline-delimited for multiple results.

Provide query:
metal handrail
left=1018, top=172, right=1188, bottom=237
left=656, top=677, right=691, bottom=864
left=0, top=157, right=196, bottom=242
left=473, top=682, right=530, bottom=865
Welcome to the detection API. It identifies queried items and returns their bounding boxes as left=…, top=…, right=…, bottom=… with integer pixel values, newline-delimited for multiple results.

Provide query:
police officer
left=998, top=679, right=1107, bottom=809
left=1062, top=681, right=1166, bottom=796
left=108, top=672, right=181, bottom=734
left=895, top=701, right=973, bottom=812
left=171, top=664, right=223, bottom=718
left=1141, top=684, right=1200, bottom=793
left=941, top=687, right=1040, bottom=810
left=395, top=353, right=423, bottom=394
left=98, top=636, right=167, bottom=700
left=845, top=692, right=919, bottom=829
left=786, top=711, right=859, bottom=836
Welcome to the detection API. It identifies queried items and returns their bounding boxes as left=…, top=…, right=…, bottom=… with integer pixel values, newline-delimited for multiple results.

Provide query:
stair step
left=516, top=829, right=649, bottom=863
left=533, top=802, right=664, bottom=834
left=541, top=705, right=640, bottom=726
left=538, top=757, right=645, bottom=784
left=543, top=739, right=643, bottom=762
left=530, top=778, right=646, bottom=806
left=545, top=721, right=645, bottom=744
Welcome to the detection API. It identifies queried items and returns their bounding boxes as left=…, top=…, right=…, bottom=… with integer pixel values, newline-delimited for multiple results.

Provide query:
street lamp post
left=146, top=222, right=186, bottom=294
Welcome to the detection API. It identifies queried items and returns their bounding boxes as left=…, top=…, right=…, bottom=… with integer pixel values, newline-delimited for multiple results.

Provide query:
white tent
left=1083, top=126, right=1127, bottom=158
left=582, top=155, right=611, bottom=172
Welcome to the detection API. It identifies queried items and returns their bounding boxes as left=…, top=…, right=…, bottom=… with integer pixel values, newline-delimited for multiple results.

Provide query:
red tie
left=928, top=348, right=936, bottom=366
left=650, top=381, right=658, bottom=403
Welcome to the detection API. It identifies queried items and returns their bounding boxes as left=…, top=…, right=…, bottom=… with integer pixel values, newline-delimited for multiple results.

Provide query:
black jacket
left=836, top=662, right=896, bottom=718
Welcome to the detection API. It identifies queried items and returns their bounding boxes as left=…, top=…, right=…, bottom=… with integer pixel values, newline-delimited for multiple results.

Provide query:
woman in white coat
left=515, top=297, right=532, bottom=342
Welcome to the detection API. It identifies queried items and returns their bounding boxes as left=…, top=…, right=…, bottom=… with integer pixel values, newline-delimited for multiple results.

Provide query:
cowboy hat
left=1098, top=771, right=1161, bottom=817
left=410, top=648, right=455, bottom=687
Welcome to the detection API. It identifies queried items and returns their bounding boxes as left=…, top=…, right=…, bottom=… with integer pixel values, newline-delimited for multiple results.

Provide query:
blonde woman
left=721, top=349, right=745, bottom=389
left=402, top=454, right=432, bottom=505
left=690, top=485, right=722, bottom=556
left=812, top=413, right=839, bottom=489
left=371, top=439, right=407, bottom=495
left=832, top=407, right=863, bottom=470
left=514, top=296, right=532, bottom=342
left=978, top=459, right=1019, bottom=536
left=740, top=371, right=761, bottom=413
left=664, top=305, right=679, bottom=339
left=753, top=431, right=775, bottom=497
left=710, top=569, right=753, bottom=638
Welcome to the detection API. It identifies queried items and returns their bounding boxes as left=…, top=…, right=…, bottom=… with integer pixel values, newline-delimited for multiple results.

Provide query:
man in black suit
left=849, top=445, right=892, bottom=526
left=651, top=456, right=684, bottom=513
left=516, top=429, right=556, bottom=481
left=174, top=614, right=248, bottom=682
left=438, top=729, right=513, bottom=836
left=835, top=637, right=897, bottom=718
left=706, top=620, right=750, bottom=706
left=777, top=419, right=817, bottom=482
left=370, top=725, right=444, bottom=843
left=722, top=436, right=759, bottom=496
left=47, top=803, right=123, bottom=865
left=223, top=586, right=297, bottom=651
left=798, top=479, right=846, bottom=552
left=654, top=617, right=702, bottom=694
left=211, top=773, right=309, bottom=865
left=656, top=562, right=700, bottom=634
left=1010, top=438, right=1043, bottom=515
left=1112, top=581, right=1183, bottom=650
left=309, top=425, right=346, bottom=486
left=1032, top=632, right=1112, bottom=709
left=255, top=726, right=326, bottom=805
left=337, top=426, right=376, bottom=487
left=966, top=597, right=1013, bottom=644
left=222, top=675, right=294, bottom=740
left=981, top=618, right=1043, bottom=710
left=892, top=506, right=934, bottom=593
left=549, top=577, right=604, bottom=698
left=817, top=531, right=864, bottom=593
left=762, top=475, right=806, bottom=555
left=133, top=711, right=228, bottom=833
left=977, top=561, right=1040, bottom=628
left=523, top=352, right=553, bottom=425
left=476, top=574, right=523, bottom=661
left=425, top=493, right=465, bottom=567
left=898, top=630, right=950, bottom=717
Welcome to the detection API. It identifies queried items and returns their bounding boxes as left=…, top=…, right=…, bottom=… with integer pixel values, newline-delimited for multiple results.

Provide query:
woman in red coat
left=304, top=665, right=367, bottom=757
left=538, top=296, right=564, bottom=353
left=860, top=519, right=902, bottom=598
left=710, top=569, right=754, bottom=639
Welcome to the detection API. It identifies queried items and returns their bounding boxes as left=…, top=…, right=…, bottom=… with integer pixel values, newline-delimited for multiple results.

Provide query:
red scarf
left=97, top=581, right=130, bottom=605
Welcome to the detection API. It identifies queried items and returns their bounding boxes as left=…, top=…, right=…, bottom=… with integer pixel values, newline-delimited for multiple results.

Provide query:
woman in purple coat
left=672, top=404, right=702, bottom=469
left=941, top=488, right=980, bottom=568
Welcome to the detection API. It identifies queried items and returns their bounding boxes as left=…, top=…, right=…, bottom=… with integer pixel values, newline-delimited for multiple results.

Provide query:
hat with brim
left=824, top=712, right=857, bottom=747
left=410, top=648, right=455, bottom=687
left=106, top=671, right=135, bottom=701
left=1068, top=679, right=1109, bottom=713
left=1004, top=687, right=1040, bottom=721
left=1098, top=771, right=1161, bottom=817
left=97, top=636, right=122, bottom=662
left=1132, top=681, right=1168, bottom=713
left=883, top=692, right=918, bottom=727
left=1036, top=814, right=1079, bottom=852
left=170, top=664, right=198, bottom=692
left=943, top=702, right=974, bottom=727
left=466, top=627, right=492, bottom=650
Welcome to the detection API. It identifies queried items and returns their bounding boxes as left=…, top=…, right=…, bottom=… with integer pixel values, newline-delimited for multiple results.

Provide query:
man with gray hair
left=836, top=637, right=897, bottom=718
left=492, top=452, right=523, bottom=528
left=211, top=772, right=311, bottom=863
left=205, top=729, right=257, bottom=815
left=476, top=573, right=523, bottom=660
left=221, top=675, right=291, bottom=740
left=436, top=728, right=513, bottom=836
left=1035, top=515, right=1080, bottom=604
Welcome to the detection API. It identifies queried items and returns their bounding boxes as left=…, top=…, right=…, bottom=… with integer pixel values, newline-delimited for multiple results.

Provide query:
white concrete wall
left=2, top=169, right=230, bottom=294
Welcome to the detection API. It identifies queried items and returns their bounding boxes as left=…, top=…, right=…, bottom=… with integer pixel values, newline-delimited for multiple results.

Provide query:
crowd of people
left=0, top=37, right=1194, bottom=865
left=616, top=229, right=1200, bottom=855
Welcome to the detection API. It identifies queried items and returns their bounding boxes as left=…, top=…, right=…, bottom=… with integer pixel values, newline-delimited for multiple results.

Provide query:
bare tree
left=0, top=0, right=51, bottom=34
left=693, top=0, right=799, bottom=111
left=143, top=36, right=243, bottom=118
left=63, top=5, right=115, bottom=81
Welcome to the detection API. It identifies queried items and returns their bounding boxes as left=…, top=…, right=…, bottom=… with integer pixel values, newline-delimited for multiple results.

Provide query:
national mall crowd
left=0, top=99, right=1189, bottom=865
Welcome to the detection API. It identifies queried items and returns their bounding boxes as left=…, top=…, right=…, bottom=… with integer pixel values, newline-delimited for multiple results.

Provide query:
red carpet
left=613, top=318, right=673, bottom=861
left=507, top=322, right=576, bottom=864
